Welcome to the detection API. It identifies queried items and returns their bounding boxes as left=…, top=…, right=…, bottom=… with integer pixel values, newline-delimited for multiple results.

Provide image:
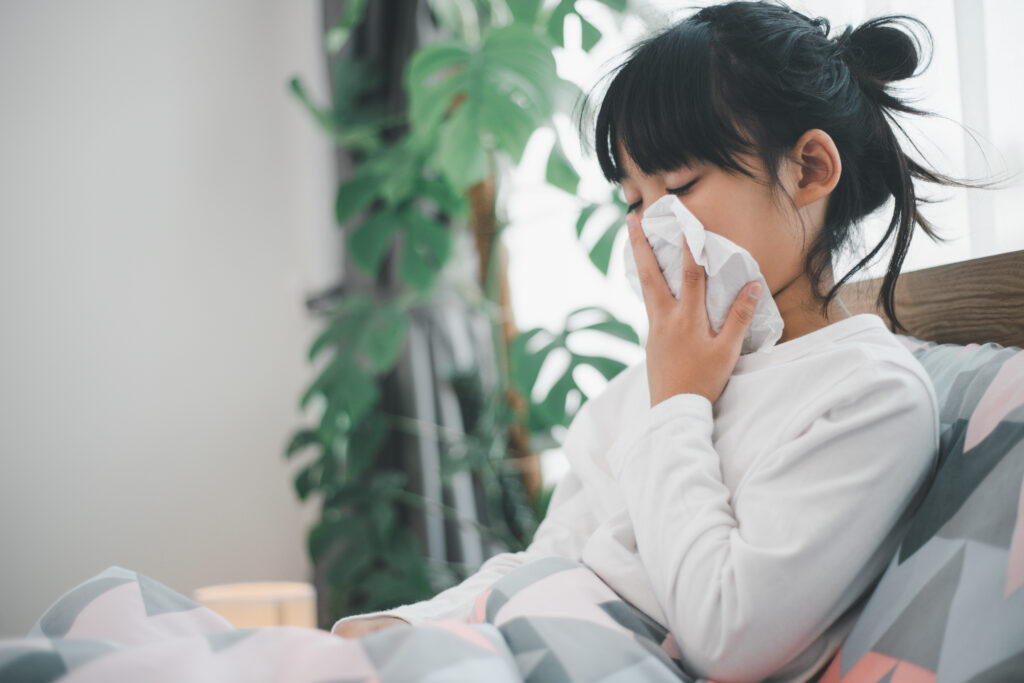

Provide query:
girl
left=334, top=2, right=985, bottom=680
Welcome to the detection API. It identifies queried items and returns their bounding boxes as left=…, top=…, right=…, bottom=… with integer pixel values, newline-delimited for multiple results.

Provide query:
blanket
left=0, top=555, right=698, bottom=682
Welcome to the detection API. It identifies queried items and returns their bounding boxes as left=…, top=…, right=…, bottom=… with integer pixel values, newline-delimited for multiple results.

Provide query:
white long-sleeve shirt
left=332, top=313, right=940, bottom=683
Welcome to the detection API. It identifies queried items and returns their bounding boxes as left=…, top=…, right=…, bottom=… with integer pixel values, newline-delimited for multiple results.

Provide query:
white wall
left=0, top=1, right=341, bottom=636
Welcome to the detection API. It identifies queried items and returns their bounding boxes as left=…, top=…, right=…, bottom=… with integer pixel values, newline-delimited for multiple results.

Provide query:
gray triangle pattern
left=872, top=545, right=964, bottom=671
left=592, top=656, right=696, bottom=683
left=361, top=621, right=513, bottom=681
left=597, top=599, right=668, bottom=644
left=839, top=536, right=964, bottom=677
left=55, top=639, right=122, bottom=672
left=488, top=555, right=580, bottom=598
left=31, top=576, right=135, bottom=638
left=501, top=617, right=684, bottom=682
left=0, top=650, right=66, bottom=683
left=513, top=647, right=556, bottom=680
left=137, top=572, right=201, bottom=617
left=933, top=540, right=1024, bottom=682
left=206, top=629, right=257, bottom=653
left=964, top=648, right=1024, bottom=683
left=938, top=436, right=1024, bottom=549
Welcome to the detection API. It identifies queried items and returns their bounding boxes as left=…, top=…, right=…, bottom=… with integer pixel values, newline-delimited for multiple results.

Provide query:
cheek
left=685, top=194, right=797, bottom=286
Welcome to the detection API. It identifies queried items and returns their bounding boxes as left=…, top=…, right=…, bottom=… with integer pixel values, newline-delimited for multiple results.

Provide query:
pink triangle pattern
left=965, top=351, right=1024, bottom=451
left=661, top=631, right=680, bottom=660
left=1006, top=482, right=1024, bottom=598
left=423, top=619, right=501, bottom=654
left=468, top=588, right=491, bottom=624
left=819, top=649, right=936, bottom=683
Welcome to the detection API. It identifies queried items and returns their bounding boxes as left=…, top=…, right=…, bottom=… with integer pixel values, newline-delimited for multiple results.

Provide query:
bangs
left=593, top=18, right=758, bottom=183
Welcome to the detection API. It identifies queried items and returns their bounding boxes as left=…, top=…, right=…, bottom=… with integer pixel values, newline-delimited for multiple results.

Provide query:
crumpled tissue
left=623, top=193, right=784, bottom=355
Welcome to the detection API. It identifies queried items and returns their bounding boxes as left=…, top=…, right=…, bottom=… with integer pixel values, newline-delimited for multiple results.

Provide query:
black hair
left=575, top=0, right=1002, bottom=333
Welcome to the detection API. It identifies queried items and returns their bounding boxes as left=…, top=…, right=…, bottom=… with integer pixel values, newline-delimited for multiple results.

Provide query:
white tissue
left=623, top=193, right=784, bottom=355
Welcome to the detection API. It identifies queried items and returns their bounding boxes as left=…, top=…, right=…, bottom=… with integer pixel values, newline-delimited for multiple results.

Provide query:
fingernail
left=747, top=283, right=763, bottom=299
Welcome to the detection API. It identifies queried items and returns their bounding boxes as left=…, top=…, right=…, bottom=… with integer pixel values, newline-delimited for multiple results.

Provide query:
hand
left=626, top=213, right=763, bottom=406
left=331, top=615, right=411, bottom=638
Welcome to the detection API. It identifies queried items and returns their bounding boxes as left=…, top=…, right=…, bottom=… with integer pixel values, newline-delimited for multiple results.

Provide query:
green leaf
left=587, top=220, right=619, bottom=274
left=579, top=15, right=602, bottom=51
left=535, top=372, right=579, bottom=427
left=576, top=198, right=628, bottom=274
left=508, top=0, right=543, bottom=25
left=285, top=429, right=321, bottom=459
left=405, top=41, right=472, bottom=134
left=376, top=152, right=419, bottom=208
left=481, top=25, right=559, bottom=116
left=368, top=470, right=408, bottom=495
left=571, top=352, right=628, bottom=380
left=571, top=318, right=640, bottom=345
left=370, top=499, right=397, bottom=541
left=345, top=413, right=388, bottom=480
left=301, top=355, right=344, bottom=409
left=325, top=0, right=370, bottom=53
left=357, top=303, right=408, bottom=373
left=527, top=428, right=560, bottom=452
left=294, top=461, right=321, bottom=501
left=325, top=524, right=374, bottom=589
left=534, top=484, right=555, bottom=520
left=289, top=77, right=342, bottom=142
left=307, top=294, right=374, bottom=363
left=507, top=328, right=561, bottom=397
left=545, top=138, right=579, bottom=194
left=545, top=0, right=575, bottom=47
left=326, top=363, right=380, bottom=426
left=399, top=206, right=452, bottom=291
left=511, top=306, right=641, bottom=432
left=348, top=209, right=402, bottom=275
left=334, top=173, right=380, bottom=225
left=575, top=204, right=598, bottom=239
left=594, top=0, right=627, bottom=11
left=434, top=100, right=490, bottom=191
left=405, top=24, right=560, bottom=186
left=480, top=95, right=536, bottom=165
left=416, top=176, right=468, bottom=218
left=308, top=518, right=346, bottom=563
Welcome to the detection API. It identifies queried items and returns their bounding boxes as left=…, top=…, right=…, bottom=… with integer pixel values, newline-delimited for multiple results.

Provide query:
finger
left=719, top=281, right=763, bottom=351
left=627, top=214, right=673, bottom=316
left=679, top=233, right=707, bottom=321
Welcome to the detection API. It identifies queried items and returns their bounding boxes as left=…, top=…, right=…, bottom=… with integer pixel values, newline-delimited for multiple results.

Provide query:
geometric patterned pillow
left=817, top=338, right=1024, bottom=682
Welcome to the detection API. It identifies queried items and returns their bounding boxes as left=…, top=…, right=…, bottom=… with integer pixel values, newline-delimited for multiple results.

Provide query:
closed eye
left=626, top=178, right=700, bottom=214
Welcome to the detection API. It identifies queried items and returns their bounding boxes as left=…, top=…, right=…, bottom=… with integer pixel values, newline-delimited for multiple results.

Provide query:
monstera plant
left=286, top=0, right=646, bottom=625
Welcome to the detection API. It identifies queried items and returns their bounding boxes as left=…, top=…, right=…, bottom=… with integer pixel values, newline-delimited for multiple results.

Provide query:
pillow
left=817, top=338, right=1024, bottom=682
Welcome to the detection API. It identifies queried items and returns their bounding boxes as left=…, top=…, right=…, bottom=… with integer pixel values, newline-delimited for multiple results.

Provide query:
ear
left=790, top=129, right=841, bottom=208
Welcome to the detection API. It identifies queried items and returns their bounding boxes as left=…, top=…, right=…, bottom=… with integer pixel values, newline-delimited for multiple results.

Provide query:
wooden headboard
left=838, top=249, right=1024, bottom=348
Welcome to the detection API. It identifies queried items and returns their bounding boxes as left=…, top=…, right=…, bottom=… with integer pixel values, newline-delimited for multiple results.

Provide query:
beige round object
left=193, top=581, right=317, bottom=629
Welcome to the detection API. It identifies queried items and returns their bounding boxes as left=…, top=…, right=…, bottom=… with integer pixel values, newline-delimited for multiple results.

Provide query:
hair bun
left=835, top=15, right=927, bottom=83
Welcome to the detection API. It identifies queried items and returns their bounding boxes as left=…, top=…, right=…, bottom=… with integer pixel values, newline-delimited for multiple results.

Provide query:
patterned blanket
left=0, top=555, right=697, bottom=682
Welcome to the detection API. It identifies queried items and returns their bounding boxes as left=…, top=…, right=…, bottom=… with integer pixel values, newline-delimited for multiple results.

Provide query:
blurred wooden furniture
left=194, top=581, right=317, bottom=628
left=839, top=248, right=1024, bottom=348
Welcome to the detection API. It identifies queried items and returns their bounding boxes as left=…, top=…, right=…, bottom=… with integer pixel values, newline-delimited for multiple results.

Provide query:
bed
left=2, top=251, right=1022, bottom=683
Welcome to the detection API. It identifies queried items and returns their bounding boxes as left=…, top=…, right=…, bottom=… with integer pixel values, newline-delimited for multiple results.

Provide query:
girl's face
left=617, top=141, right=810, bottom=302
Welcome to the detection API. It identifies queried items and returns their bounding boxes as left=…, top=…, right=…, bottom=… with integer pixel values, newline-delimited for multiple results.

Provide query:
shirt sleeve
left=604, top=361, right=939, bottom=682
left=332, top=402, right=602, bottom=633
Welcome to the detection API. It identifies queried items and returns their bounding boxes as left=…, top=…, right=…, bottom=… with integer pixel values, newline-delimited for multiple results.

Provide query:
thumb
left=720, top=281, right=762, bottom=349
